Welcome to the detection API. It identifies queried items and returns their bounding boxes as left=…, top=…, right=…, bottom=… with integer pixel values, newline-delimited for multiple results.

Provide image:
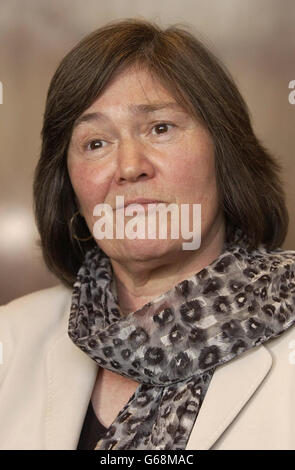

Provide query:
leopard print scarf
left=68, top=227, right=295, bottom=450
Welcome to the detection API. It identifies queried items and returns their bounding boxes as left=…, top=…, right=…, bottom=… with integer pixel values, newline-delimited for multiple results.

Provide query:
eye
left=86, top=139, right=107, bottom=151
left=152, top=123, right=174, bottom=135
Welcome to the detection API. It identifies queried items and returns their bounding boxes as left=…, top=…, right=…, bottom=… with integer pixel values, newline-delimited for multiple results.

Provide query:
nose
left=114, top=138, right=155, bottom=185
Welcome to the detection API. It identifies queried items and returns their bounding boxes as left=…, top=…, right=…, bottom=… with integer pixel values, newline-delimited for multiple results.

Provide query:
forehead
left=93, top=66, right=175, bottom=106
left=73, top=66, right=188, bottom=130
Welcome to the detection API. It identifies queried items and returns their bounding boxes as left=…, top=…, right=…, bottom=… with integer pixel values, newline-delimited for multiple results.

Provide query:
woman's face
left=67, top=66, right=224, bottom=263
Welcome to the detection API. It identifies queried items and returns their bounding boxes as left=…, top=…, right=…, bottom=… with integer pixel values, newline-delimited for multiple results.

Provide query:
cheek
left=168, top=140, right=216, bottom=201
left=67, top=160, right=111, bottom=216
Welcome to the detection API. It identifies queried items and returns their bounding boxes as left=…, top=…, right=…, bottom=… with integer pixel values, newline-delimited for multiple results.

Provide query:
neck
left=111, top=221, right=226, bottom=316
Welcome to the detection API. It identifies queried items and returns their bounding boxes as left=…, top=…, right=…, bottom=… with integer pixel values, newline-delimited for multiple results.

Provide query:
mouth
left=114, top=198, right=165, bottom=210
left=124, top=198, right=164, bottom=208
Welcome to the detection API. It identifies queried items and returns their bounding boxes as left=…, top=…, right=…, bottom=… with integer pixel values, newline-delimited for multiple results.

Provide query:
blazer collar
left=186, top=343, right=272, bottom=450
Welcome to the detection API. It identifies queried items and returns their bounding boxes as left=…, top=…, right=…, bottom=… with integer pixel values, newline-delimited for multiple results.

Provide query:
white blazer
left=0, top=284, right=295, bottom=450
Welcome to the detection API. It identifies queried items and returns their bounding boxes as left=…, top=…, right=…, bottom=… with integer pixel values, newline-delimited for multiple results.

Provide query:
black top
left=77, top=399, right=107, bottom=450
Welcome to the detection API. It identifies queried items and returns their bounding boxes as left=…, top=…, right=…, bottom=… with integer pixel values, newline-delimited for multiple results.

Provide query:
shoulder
left=0, top=284, right=73, bottom=334
left=0, top=285, right=74, bottom=377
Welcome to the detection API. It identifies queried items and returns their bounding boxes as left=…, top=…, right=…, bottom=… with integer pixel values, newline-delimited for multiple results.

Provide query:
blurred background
left=0, top=0, right=294, bottom=305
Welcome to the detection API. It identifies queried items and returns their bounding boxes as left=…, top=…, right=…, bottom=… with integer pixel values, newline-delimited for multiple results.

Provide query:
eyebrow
left=73, top=102, right=185, bottom=129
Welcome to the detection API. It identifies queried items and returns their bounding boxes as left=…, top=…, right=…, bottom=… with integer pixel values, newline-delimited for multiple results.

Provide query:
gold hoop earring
left=69, top=211, right=93, bottom=242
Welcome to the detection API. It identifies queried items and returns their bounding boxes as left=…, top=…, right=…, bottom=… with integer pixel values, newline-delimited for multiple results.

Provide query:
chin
left=102, top=238, right=181, bottom=263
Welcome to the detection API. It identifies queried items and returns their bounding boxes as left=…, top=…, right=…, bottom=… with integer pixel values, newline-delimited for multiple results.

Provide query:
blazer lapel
left=186, top=344, right=273, bottom=450
left=45, top=330, right=99, bottom=449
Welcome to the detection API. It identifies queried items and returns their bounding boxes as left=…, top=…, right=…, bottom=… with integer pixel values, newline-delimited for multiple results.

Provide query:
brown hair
left=33, top=18, right=289, bottom=287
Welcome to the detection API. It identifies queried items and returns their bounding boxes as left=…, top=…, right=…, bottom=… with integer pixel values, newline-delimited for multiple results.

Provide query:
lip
left=113, top=198, right=165, bottom=211
left=124, top=198, right=164, bottom=208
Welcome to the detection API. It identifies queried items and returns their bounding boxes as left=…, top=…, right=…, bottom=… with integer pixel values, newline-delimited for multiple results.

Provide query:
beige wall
left=0, top=0, right=294, bottom=304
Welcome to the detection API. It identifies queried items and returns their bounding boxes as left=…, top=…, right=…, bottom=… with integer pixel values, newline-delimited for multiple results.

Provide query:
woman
left=0, top=19, right=295, bottom=450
